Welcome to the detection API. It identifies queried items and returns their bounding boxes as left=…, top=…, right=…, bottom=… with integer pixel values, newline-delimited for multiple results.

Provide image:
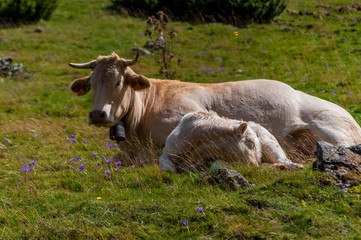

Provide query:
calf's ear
left=69, top=76, right=91, bottom=96
left=125, top=74, right=150, bottom=91
left=237, top=122, right=248, bottom=136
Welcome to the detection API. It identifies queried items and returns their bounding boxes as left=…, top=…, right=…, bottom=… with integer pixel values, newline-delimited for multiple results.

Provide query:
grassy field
left=1, top=0, right=361, bottom=238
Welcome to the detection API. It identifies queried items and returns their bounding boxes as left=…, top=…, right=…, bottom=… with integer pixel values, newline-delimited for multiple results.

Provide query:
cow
left=159, top=111, right=302, bottom=172
left=68, top=51, right=361, bottom=165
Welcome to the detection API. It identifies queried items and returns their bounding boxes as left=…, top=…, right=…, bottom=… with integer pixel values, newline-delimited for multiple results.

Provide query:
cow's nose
left=89, top=110, right=108, bottom=124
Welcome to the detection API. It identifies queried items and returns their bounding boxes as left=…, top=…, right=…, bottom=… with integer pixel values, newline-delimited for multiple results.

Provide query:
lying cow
left=68, top=51, right=361, bottom=163
left=159, top=111, right=302, bottom=172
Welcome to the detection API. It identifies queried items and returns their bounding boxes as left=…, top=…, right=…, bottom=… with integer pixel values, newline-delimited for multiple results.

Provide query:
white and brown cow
left=159, top=111, right=302, bottom=172
left=69, top=52, right=361, bottom=163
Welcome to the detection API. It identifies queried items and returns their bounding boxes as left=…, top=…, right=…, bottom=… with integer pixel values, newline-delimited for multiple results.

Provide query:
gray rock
left=313, top=141, right=361, bottom=192
left=206, top=160, right=255, bottom=190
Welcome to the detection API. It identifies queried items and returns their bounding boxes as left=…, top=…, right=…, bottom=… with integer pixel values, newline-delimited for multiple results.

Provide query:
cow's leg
left=158, top=154, right=177, bottom=173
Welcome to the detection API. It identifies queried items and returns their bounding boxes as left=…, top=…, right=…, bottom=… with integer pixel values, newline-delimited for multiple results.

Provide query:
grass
left=1, top=0, right=361, bottom=238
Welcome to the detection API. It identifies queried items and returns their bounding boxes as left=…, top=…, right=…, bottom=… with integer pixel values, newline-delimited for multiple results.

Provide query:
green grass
left=1, top=0, right=361, bottom=238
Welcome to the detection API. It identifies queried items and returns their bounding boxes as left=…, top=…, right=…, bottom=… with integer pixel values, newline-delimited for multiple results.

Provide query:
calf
left=159, top=111, right=301, bottom=172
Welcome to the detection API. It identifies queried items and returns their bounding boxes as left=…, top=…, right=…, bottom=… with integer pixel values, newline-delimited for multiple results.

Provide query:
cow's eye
left=115, top=80, right=121, bottom=88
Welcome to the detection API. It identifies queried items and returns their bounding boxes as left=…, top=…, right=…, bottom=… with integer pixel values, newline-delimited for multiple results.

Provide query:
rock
left=0, top=56, right=27, bottom=77
left=34, top=27, right=44, bottom=33
left=313, top=141, right=361, bottom=192
left=205, top=160, right=255, bottom=190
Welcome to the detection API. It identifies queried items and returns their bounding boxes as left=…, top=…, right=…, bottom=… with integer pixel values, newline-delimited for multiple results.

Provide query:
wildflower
left=269, top=38, right=272, bottom=41
left=10, top=95, right=13, bottom=98
left=196, top=207, right=204, bottom=213
left=3, top=36, right=7, bottom=40
left=201, top=172, right=206, bottom=176
left=113, top=144, right=118, bottom=148
left=108, top=144, right=112, bottom=149
left=217, top=67, right=225, bottom=72
left=344, top=39, right=347, bottom=42
left=293, top=63, right=296, bottom=66
left=131, top=165, right=136, bottom=169
left=82, top=139, right=86, bottom=143
left=261, top=68, right=263, bottom=71
left=301, top=200, right=306, bottom=207
left=106, top=158, right=112, bottom=163
left=64, top=106, right=68, bottom=110
left=116, top=161, right=121, bottom=166
left=65, top=137, right=69, bottom=142
left=325, top=64, right=329, bottom=68
left=80, top=97, right=84, bottom=100
left=104, top=131, right=107, bottom=135
left=115, top=168, right=119, bottom=172
left=31, top=159, right=36, bottom=165
left=107, top=138, right=111, bottom=142
left=79, top=164, right=84, bottom=171
left=198, top=50, right=206, bottom=56
left=182, top=220, right=188, bottom=226
left=234, top=31, right=238, bottom=36
left=69, top=158, right=73, bottom=162
left=21, top=164, right=27, bottom=172
left=289, top=163, right=294, bottom=168
left=4, top=138, right=9, bottom=142
left=307, top=76, right=310, bottom=80
left=71, top=134, right=75, bottom=139
left=71, top=139, right=76, bottom=144
left=72, top=167, right=77, bottom=171
left=105, top=169, right=110, bottom=176
left=15, top=184, right=18, bottom=188
left=92, top=152, right=97, bottom=157
left=332, top=92, right=336, bottom=96
left=19, top=157, right=24, bottom=162
left=62, top=86, right=66, bottom=90
left=45, top=55, right=51, bottom=59
left=40, top=64, right=44, bottom=68
left=101, top=155, right=106, bottom=160
left=75, top=156, right=80, bottom=161
left=97, top=197, right=102, bottom=200
left=349, top=92, right=353, bottom=95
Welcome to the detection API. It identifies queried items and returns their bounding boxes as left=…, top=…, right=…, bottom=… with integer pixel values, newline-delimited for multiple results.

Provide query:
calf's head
left=69, top=51, right=150, bottom=127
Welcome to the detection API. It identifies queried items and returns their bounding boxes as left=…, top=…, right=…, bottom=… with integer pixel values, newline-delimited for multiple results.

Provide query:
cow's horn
left=69, top=60, right=96, bottom=69
left=125, top=50, right=140, bottom=66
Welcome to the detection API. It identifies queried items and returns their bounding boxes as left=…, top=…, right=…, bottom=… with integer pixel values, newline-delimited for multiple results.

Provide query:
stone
left=313, top=141, right=361, bottom=192
left=204, top=160, right=255, bottom=190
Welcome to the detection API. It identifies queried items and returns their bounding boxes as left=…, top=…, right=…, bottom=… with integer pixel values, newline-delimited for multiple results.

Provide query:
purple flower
left=344, top=39, right=347, bottom=42
left=82, top=139, right=86, bottom=143
left=71, top=139, right=76, bottom=144
left=201, top=172, right=206, bottom=176
left=46, top=55, right=51, bottom=59
left=217, top=67, right=225, bottom=72
left=289, top=163, right=294, bottom=168
left=12, top=87, right=16, bottom=90
left=332, top=92, right=336, bottom=96
left=75, top=156, right=80, bottom=161
left=307, top=77, right=310, bottom=80
left=21, top=164, right=27, bottom=172
left=31, top=159, right=36, bottom=165
left=113, top=144, right=118, bottom=148
left=92, top=152, right=97, bottom=157
left=115, top=168, right=119, bottom=172
left=261, top=68, right=263, bottom=71
left=52, top=55, right=57, bottom=59
left=220, top=81, right=223, bottom=83
left=182, top=220, right=188, bottom=226
left=40, top=64, right=44, bottom=68
left=325, top=64, right=329, bottom=68
left=101, top=155, right=106, bottom=160
left=71, top=134, right=75, bottom=139
left=116, top=161, right=121, bottom=166
left=62, top=86, right=66, bottom=90
left=293, top=63, right=296, bottom=66
left=200, top=67, right=205, bottom=72
left=72, top=167, right=77, bottom=171
left=4, top=138, right=8, bottom=142
left=107, top=138, right=111, bottom=142
left=198, top=50, right=206, bottom=56
left=15, top=184, right=18, bottom=188
left=131, top=165, right=136, bottom=169
left=65, top=137, right=69, bottom=142
left=79, top=164, right=84, bottom=171
left=196, top=207, right=204, bottom=213
left=19, top=157, right=24, bottom=162
left=10, top=95, right=14, bottom=98
left=106, top=158, right=112, bottom=163
left=69, top=158, right=74, bottom=162
left=104, top=131, right=107, bottom=135
left=269, top=38, right=272, bottom=42
left=64, top=106, right=68, bottom=110
left=105, top=169, right=110, bottom=176
left=3, top=36, right=7, bottom=40
left=108, top=144, right=112, bottom=149
left=349, top=92, right=353, bottom=95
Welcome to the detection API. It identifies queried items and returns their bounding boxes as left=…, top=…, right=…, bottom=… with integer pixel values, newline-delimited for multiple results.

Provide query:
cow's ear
left=69, top=76, right=91, bottom=96
left=237, top=122, right=248, bottom=136
left=125, top=74, right=150, bottom=91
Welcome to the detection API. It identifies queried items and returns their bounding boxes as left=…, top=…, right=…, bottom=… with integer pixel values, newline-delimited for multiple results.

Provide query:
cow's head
left=69, top=51, right=150, bottom=127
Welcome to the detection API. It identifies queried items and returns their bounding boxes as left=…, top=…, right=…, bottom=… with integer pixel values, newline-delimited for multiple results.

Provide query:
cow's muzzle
left=88, top=110, right=112, bottom=125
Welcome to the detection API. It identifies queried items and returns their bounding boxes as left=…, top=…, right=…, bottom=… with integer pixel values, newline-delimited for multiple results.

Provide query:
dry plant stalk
left=144, top=11, right=178, bottom=79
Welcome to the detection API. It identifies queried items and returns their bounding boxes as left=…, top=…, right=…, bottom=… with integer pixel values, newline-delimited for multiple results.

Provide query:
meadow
left=1, top=0, right=361, bottom=238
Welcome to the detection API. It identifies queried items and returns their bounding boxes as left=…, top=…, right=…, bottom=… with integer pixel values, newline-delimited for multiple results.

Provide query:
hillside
left=1, top=0, right=361, bottom=238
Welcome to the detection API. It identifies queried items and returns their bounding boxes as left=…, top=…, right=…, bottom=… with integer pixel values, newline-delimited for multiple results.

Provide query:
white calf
left=159, top=111, right=302, bottom=172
